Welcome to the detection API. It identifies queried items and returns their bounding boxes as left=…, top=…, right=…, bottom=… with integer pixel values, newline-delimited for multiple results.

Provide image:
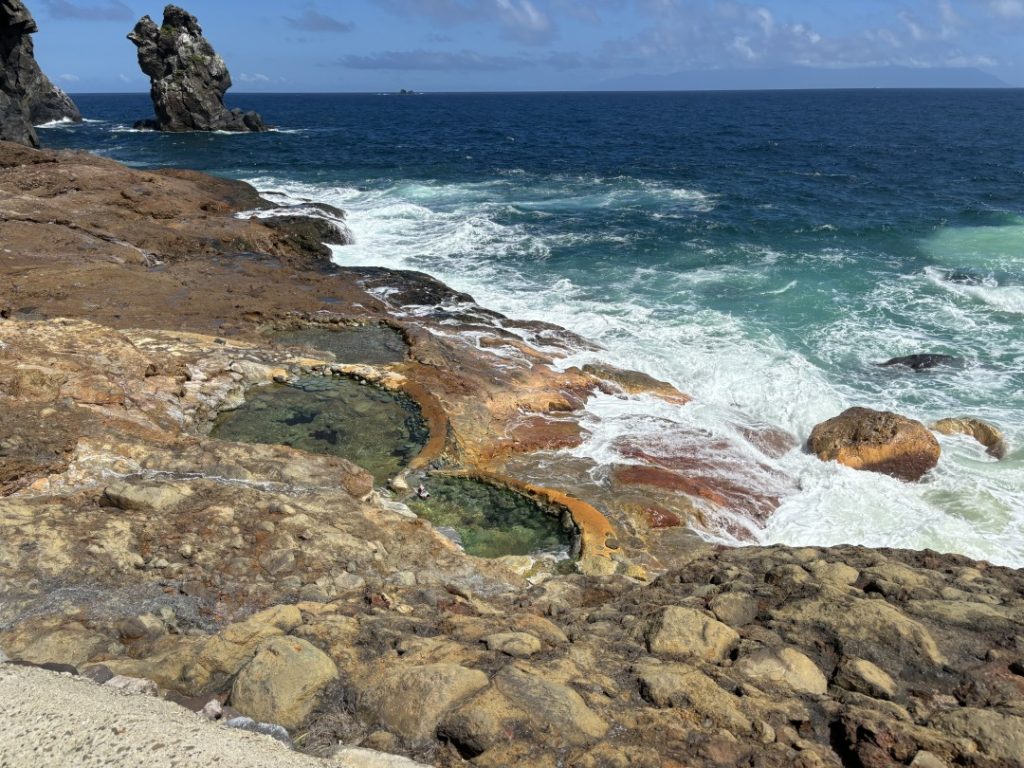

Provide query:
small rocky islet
left=1, top=5, right=1022, bottom=768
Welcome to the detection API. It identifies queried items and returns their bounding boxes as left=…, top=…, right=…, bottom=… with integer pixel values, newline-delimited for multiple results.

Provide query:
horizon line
left=68, top=85, right=1023, bottom=96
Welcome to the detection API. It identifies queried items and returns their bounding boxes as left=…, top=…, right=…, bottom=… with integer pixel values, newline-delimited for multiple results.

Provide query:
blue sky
left=30, top=0, right=1024, bottom=91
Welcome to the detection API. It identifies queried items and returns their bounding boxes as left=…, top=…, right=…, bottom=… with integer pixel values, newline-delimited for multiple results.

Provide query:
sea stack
left=128, top=5, right=266, bottom=132
left=0, top=0, right=83, bottom=148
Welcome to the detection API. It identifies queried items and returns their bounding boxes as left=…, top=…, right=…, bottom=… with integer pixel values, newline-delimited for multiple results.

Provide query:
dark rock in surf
left=260, top=215, right=352, bottom=261
left=1, top=0, right=82, bottom=148
left=128, top=5, right=265, bottom=133
left=878, top=354, right=962, bottom=371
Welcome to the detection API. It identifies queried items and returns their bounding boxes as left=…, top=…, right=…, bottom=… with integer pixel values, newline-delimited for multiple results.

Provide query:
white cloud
left=985, top=0, right=1024, bottom=18
left=238, top=73, right=272, bottom=83
left=58, top=73, right=80, bottom=83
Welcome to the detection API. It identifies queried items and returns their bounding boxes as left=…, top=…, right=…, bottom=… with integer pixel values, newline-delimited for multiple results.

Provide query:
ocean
left=42, top=90, right=1024, bottom=567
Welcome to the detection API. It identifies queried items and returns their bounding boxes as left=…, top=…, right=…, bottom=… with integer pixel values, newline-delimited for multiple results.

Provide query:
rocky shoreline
left=1, top=141, right=1023, bottom=767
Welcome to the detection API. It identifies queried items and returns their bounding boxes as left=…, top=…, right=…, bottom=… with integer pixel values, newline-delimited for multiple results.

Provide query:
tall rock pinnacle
left=128, top=5, right=266, bottom=132
left=0, top=0, right=83, bottom=148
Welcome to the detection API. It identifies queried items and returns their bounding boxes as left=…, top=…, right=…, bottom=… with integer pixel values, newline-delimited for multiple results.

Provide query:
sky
left=29, top=0, right=1024, bottom=92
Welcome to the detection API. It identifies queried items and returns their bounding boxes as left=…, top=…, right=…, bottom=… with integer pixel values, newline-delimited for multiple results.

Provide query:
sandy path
left=0, top=665, right=426, bottom=768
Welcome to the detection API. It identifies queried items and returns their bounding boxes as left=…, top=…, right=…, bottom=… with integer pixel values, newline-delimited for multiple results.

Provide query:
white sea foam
left=35, top=117, right=76, bottom=128
left=246, top=174, right=1024, bottom=567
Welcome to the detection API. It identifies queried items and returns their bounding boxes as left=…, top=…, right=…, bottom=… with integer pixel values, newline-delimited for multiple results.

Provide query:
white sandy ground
left=0, top=665, right=428, bottom=768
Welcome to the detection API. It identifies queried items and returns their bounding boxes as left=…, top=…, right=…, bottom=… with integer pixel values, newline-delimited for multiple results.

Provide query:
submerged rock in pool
left=274, top=325, right=408, bottom=365
left=878, top=354, right=962, bottom=371
left=408, top=476, right=573, bottom=560
left=211, top=376, right=426, bottom=484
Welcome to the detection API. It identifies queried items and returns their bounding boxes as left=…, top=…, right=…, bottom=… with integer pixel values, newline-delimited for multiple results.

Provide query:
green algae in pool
left=212, top=376, right=426, bottom=484
left=274, top=325, right=407, bottom=365
left=409, top=476, right=573, bottom=559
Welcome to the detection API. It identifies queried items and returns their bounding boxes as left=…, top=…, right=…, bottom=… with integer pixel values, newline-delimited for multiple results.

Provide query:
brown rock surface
left=808, top=406, right=941, bottom=481
left=1, top=142, right=1022, bottom=768
left=932, top=417, right=1007, bottom=459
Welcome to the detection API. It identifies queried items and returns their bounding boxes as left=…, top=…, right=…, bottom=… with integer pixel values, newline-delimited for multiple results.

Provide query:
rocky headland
left=129, top=4, right=265, bottom=132
left=0, top=0, right=81, bottom=148
left=1, top=140, right=1023, bottom=768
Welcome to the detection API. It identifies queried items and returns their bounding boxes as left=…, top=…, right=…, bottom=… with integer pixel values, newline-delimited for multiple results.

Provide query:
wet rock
left=931, top=417, right=1007, bottom=459
left=261, top=215, right=351, bottom=261
left=734, top=647, right=827, bottom=696
left=807, top=407, right=941, bottom=482
left=833, top=657, right=897, bottom=700
left=646, top=606, right=739, bottom=663
left=1, top=1, right=81, bottom=148
left=128, top=5, right=265, bottom=132
left=231, top=636, right=338, bottom=730
left=879, top=354, right=961, bottom=371
left=358, top=663, right=489, bottom=747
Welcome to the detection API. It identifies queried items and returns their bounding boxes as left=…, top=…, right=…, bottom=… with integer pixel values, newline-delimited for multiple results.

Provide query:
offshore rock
left=0, top=0, right=82, bottom=148
left=931, top=417, right=1007, bottom=459
left=808, top=406, right=941, bottom=481
left=128, top=5, right=265, bottom=132
left=879, top=353, right=961, bottom=371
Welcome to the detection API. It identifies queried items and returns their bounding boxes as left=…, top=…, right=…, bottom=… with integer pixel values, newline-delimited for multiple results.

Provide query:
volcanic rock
left=808, top=407, right=941, bottom=481
left=128, top=5, right=265, bottom=132
left=0, top=0, right=82, bottom=148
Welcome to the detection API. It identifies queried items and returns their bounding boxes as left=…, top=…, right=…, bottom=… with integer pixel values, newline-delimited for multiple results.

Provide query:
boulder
left=358, top=663, right=489, bottom=747
left=833, top=657, right=897, bottom=700
left=128, top=5, right=265, bottom=132
left=807, top=407, right=941, bottom=482
left=734, top=646, right=827, bottom=696
left=634, top=661, right=751, bottom=732
left=1, top=1, right=81, bottom=148
left=440, top=666, right=608, bottom=755
left=931, top=417, right=1007, bottom=459
left=484, top=631, right=542, bottom=658
left=646, top=606, right=739, bottom=663
left=931, top=708, right=1024, bottom=762
left=102, top=480, right=194, bottom=513
left=231, top=636, right=338, bottom=729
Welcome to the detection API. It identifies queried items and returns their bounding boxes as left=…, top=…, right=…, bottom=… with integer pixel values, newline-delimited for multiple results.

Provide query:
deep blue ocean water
left=41, top=91, right=1024, bottom=565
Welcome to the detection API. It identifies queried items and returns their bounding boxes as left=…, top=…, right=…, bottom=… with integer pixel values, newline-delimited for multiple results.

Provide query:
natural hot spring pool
left=274, top=325, right=408, bottom=365
left=408, top=476, right=574, bottom=559
left=212, top=376, right=426, bottom=484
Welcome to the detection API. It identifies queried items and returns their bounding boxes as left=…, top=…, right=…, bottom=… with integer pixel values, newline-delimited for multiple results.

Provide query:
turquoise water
left=44, top=91, right=1024, bottom=566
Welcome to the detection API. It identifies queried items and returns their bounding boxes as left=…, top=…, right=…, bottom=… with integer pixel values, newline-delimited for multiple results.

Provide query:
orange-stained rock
left=808, top=407, right=940, bottom=482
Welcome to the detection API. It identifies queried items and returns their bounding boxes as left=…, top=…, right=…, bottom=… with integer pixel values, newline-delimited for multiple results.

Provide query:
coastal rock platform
left=1, top=141, right=1022, bottom=767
